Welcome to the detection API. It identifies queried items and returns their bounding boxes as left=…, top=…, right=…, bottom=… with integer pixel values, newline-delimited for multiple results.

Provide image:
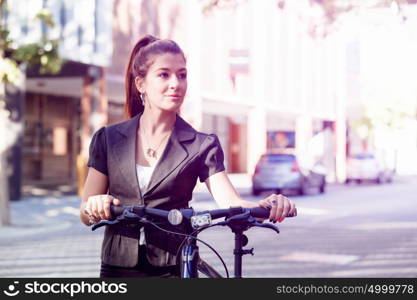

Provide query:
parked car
left=345, top=153, right=394, bottom=184
left=251, top=153, right=326, bottom=196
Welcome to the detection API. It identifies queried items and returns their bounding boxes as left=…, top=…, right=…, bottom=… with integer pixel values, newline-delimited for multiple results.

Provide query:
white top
left=136, top=164, right=156, bottom=192
left=136, top=164, right=156, bottom=245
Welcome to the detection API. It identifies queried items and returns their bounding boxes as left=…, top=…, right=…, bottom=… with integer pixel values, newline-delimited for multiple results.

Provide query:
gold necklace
left=140, top=124, right=171, bottom=159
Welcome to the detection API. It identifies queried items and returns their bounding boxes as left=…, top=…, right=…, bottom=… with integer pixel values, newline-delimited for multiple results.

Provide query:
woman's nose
left=168, top=75, right=180, bottom=89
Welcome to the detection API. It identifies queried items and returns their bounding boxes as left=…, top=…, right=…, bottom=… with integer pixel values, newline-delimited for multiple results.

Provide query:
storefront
left=23, top=93, right=79, bottom=186
left=21, top=61, right=108, bottom=192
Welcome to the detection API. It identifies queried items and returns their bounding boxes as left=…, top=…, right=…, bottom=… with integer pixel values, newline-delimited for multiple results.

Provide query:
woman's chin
left=162, top=102, right=183, bottom=112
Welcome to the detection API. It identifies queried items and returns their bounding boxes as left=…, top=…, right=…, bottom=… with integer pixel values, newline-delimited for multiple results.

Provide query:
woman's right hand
left=83, top=195, right=121, bottom=224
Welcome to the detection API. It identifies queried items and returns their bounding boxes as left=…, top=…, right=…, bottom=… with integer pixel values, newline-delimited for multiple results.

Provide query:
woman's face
left=136, top=53, right=187, bottom=113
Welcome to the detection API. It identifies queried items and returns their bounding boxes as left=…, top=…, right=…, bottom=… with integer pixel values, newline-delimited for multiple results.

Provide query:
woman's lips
left=166, top=95, right=182, bottom=100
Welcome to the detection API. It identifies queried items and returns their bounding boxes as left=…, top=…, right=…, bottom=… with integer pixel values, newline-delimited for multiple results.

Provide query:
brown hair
left=124, top=34, right=186, bottom=118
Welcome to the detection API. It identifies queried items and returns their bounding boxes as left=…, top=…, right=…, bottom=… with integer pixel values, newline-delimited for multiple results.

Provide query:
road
left=199, top=175, right=417, bottom=277
left=0, top=175, right=416, bottom=277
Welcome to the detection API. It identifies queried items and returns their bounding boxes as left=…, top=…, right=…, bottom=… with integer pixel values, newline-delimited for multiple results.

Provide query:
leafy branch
left=0, top=0, right=63, bottom=86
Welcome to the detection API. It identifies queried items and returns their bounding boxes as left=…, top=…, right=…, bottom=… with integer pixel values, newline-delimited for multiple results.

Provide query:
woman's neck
left=140, top=109, right=176, bottom=135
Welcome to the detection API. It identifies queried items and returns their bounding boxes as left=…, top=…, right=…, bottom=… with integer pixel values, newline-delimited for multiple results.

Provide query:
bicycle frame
left=181, top=237, right=199, bottom=278
left=181, top=225, right=257, bottom=278
left=180, top=230, right=222, bottom=278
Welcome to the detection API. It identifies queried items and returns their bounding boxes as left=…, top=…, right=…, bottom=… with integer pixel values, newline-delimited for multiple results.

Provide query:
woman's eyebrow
left=155, top=67, right=187, bottom=72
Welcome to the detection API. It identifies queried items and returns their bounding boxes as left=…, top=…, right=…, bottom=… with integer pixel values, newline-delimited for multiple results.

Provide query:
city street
left=0, top=175, right=416, bottom=278
left=2, top=0, right=417, bottom=286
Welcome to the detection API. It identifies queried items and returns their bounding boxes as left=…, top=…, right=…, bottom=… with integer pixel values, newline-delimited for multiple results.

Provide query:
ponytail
left=124, top=35, right=159, bottom=118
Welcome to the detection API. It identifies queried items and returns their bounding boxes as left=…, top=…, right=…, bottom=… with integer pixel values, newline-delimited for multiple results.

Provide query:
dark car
left=251, top=153, right=326, bottom=196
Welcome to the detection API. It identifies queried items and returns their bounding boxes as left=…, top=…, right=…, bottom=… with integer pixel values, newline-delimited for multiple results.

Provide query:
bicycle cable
left=140, top=218, right=229, bottom=278
left=174, top=227, right=202, bottom=277
left=175, top=224, right=231, bottom=278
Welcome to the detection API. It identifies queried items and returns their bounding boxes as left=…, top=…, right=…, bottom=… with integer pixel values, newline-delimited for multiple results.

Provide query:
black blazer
left=87, top=113, right=225, bottom=267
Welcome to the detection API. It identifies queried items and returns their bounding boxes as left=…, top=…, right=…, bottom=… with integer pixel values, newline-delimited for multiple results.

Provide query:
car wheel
left=355, top=179, right=362, bottom=184
left=298, top=182, right=308, bottom=195
left=345, top=178, right=351, bottom=184
left=319, top=181, right=325, bottom=194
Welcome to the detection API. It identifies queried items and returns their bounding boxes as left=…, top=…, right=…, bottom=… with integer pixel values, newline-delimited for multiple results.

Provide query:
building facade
left=197, top=0, right=348, bottom=181
left=343, top=4, right=417, bottom=175
left=8, top=0, right=366, bottom=197
left=7, top=0, right=113, bottom=194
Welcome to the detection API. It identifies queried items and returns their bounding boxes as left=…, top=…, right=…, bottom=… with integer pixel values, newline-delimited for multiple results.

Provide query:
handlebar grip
left=249, top=207, right=270, bottom=218
left=249, top=207, right=297, bottom=219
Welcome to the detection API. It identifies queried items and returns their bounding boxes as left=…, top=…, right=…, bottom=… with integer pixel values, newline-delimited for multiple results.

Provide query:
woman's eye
left=159, top=72, right=169, bottom=78
left=178, top=73, right=187, bottom=80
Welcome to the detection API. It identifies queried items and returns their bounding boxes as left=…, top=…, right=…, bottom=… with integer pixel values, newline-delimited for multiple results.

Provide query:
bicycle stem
left=231, top=225, right=254, bottom=278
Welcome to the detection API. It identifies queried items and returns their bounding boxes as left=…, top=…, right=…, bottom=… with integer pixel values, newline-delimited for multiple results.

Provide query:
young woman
left=80, top=35, right=297, bottom=277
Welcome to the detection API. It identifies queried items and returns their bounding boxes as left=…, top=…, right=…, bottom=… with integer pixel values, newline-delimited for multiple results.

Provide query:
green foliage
left=0, top=0, right=63, bottom=82
left=13, top=39, right=63, bottom=74
left=351, top=103, right=414, bottom=139
left=0, top=28, right=12, bottom=51
left=0, top=57, right=21, bottom=84
left=35, top=8, right=55, bottom=28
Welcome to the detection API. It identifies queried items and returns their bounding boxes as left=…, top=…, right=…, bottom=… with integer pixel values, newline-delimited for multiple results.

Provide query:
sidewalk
left=0, top=195, right=82, bottom=241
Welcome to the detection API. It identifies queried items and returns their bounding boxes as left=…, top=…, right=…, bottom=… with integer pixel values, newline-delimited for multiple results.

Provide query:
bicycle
left=92, top=205, right=295, bottom=278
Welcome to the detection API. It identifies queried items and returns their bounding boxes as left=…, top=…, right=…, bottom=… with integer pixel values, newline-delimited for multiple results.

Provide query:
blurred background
left=0, top=0, right=416, bottom=277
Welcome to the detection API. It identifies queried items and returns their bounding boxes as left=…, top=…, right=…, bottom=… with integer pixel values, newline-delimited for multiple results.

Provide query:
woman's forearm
left=205, top=171, right=263, bottom=209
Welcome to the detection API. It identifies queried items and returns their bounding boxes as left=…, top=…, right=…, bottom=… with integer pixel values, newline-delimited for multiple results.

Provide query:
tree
left=350, top=102, right=414, bottom=167
left=0, top=0, right=62, bottom=226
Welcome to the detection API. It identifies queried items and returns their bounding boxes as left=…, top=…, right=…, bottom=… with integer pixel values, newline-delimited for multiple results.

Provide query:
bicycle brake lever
left=91, top=210, right=145, bottom=231
left=91, top=218, right=121, bottom=231
left=227, top=211, right=251, bottom=222
left=250, top=221, right=280, bottom=234
left=123, top=211, right=144, bottom=222
left=216, top=211, right=251, bottom=227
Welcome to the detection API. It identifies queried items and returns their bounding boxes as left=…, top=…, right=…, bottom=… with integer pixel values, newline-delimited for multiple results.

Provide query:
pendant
left=146, top=148, right=157, bottom=158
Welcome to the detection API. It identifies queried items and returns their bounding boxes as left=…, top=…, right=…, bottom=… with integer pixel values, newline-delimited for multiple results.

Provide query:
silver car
left=251, top=153, right=326, bottom=196
left=345, top=153, right=395, bottom=184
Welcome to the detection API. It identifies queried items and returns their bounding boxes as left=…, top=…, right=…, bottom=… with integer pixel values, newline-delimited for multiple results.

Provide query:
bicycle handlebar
left=111, top=205, right=269, bottom=218
left=92, top=204, right=295, bottom=278
left=109, top=205, right=294, bottom=227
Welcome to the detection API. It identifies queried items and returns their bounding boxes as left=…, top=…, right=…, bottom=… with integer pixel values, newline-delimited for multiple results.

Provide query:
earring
left=139, top=93, right=145, bottom=105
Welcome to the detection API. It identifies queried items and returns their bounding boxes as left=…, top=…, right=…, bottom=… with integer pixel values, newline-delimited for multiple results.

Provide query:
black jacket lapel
left=144, top=115, right=196, bottom=197
left=111, top=114, right=141, bottom=199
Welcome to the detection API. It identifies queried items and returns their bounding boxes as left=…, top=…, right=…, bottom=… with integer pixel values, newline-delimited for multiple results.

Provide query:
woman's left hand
left=259, top=193, right=297, bottom=223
